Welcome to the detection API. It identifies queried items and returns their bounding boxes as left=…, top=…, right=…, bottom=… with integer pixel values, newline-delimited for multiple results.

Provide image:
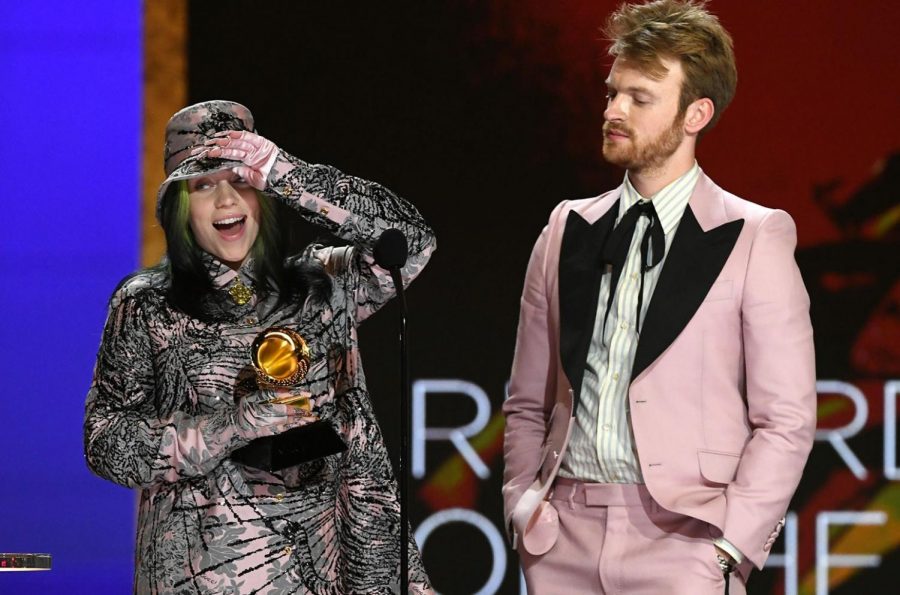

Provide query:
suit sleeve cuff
left=713, top=537, right=745, bottom=564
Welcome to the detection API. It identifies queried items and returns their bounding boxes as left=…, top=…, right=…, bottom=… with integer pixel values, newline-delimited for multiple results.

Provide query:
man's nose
left=604, top=95, right=626, bottom=122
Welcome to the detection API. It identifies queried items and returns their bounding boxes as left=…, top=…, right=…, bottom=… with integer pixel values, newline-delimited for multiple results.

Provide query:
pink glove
left=192, top=130, right=280, bottom=190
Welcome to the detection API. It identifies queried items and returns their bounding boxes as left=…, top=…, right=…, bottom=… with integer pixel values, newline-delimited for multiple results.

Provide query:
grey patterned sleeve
left=83, top=288, right=303, bottom=489
left=265, top=151, right=436, bottom=322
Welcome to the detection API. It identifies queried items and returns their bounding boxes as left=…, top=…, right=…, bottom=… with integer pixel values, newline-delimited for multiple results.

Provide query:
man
left=502, top=1, right=816, bottom=593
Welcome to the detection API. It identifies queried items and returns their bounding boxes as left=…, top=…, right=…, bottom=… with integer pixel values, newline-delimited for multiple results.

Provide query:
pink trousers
left=519, top=479, right=747, bottom=595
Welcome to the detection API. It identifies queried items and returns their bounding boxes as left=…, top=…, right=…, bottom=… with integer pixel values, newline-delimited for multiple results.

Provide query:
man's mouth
left=604, top=126, right=630, bottom=139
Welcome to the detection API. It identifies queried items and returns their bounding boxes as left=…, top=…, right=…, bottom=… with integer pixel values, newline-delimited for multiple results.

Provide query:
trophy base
left=231, top=421, right=348, bottom=471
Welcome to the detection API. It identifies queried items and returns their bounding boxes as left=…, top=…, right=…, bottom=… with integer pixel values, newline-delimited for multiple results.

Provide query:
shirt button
left=631, top=273, right=639, bottom=282
left=620, top=321, right=628, bottom=330
left=283, top=546, right=292, bottom=555
left=319, top=206, right=329, bottom=216
left=275, top=492, right=284, bottom=501
left=612, top=372, right=620, bottom=381
left=602, top=424, right=611, bottom=431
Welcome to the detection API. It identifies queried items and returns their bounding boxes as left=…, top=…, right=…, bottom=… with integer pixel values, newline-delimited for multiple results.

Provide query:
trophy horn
left=250, top=327, right=312, bottom=408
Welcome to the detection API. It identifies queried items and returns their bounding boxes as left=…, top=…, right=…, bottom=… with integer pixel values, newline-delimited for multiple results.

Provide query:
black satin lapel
left=631, top=208, right=744, bottom=380
left=559, top=206, right=617, bottom=409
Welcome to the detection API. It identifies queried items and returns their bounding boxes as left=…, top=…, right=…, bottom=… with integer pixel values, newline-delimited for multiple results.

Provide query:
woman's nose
left=213, top=180, right=239, bottom=207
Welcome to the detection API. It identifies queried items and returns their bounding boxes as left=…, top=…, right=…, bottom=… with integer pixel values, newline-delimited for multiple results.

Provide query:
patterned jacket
left=84, top=151, right=435, bottom=594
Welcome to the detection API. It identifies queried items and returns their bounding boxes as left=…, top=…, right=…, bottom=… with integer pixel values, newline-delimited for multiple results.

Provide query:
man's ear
left=684, top=97, right=715, bottom=135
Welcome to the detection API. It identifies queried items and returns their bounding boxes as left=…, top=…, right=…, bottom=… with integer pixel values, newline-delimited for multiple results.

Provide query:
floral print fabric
left=84, top=151, right=435, bottom=594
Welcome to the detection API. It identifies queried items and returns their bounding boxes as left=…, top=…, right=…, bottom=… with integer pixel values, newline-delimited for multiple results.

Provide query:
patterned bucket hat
left=156, top=100, right=256, bottom=219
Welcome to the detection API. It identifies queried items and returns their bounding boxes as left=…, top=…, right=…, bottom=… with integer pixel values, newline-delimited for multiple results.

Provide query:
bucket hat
left=156, top=100, right=255, bottom=219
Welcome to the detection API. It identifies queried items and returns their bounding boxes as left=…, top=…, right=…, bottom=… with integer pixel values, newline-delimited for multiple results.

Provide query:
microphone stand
left=388, top=266, right=410, bottom=595
left=374, top=228, right=411, bottom=594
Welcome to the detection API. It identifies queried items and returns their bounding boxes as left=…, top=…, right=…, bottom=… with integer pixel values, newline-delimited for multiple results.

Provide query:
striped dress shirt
left=559, top=163, right=699, bottom=483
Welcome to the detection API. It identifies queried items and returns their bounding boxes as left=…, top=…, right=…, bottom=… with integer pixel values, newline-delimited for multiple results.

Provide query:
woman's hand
left=192, top=130, right=279, bottom=191
left=234, top=388, right=317, bottom=439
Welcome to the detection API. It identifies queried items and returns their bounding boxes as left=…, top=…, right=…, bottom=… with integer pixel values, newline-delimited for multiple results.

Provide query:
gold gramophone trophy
left=250, top=327, right=313, bottom=408
left=230, top=327, right=347, bottom=471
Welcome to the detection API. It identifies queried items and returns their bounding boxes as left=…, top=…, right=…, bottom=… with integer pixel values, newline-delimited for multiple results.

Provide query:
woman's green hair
left=168, top=181, right=197, bottom=256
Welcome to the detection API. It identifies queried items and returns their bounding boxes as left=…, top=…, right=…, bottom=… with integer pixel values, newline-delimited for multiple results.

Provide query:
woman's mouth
left=213, top=215, right=247, bottom=239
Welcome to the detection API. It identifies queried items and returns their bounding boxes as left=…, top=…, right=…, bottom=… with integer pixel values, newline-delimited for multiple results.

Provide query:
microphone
left=374, top=228, right=408, bottom=269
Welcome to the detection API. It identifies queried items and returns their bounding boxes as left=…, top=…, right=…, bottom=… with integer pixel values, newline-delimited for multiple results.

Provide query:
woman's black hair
left=159, top=180, right=331, bottom=319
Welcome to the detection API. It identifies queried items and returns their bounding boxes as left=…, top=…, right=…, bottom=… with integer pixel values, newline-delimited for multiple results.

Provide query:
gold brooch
left=229, top=280, right=253, bottom=305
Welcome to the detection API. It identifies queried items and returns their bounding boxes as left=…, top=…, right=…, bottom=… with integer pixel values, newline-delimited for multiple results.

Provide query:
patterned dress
left=84, top=151, right=435, bottom=594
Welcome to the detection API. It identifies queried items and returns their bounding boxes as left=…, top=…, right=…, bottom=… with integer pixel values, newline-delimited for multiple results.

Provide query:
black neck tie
left=599, top=200, right=665, bottom=336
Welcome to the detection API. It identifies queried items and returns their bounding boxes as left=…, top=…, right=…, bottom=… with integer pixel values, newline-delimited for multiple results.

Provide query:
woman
left=84, top=100, right=435, bottom=594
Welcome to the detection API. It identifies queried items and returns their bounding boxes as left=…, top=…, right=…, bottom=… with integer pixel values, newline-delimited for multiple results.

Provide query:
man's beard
left=602, top=112, right=685, bottom=173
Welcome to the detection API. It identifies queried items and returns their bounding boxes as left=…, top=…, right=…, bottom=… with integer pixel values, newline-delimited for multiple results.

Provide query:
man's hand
left=714, top=545, right=735, bottom=562
left=714, top=545, right=737, bottom=575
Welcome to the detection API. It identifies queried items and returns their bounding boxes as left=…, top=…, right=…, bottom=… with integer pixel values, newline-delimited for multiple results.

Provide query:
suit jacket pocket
left=698, top=449, right=741, bottom=484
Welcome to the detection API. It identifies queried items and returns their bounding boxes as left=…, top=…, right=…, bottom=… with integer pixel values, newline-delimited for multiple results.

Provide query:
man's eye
left=192, top=181, right=213, bottom=191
